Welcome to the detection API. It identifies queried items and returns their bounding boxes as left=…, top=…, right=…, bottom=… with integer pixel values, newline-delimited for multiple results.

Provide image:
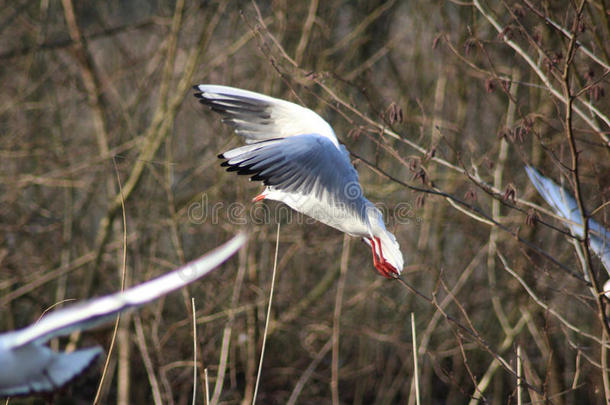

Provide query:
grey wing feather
left=0, top=347, right=102, bottom=397
left=220, top=134, right=362, bottom=207
left=5, top=234, right=245, bottom=349
left=196, top=94, right=273, bottom=140
left=193, top=85, right=338, bottom=144
left=525, top=166, right=582, bottom=231
left=526, top=166, right=610, bottom=274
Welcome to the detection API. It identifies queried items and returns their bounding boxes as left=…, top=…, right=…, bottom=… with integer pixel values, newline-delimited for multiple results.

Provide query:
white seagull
left=193, top=85, right=403, bottom=278
left=526, top=166, right=610, bottom=273
left=0, top=234, right=245, bottom=398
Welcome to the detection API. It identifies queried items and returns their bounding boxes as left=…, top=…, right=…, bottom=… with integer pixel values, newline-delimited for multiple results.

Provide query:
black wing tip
left=219, top=158, right=268, bottom=178
left=192, top=84, right=203, bottom=98
left=193, top=86, right=211, bottom=102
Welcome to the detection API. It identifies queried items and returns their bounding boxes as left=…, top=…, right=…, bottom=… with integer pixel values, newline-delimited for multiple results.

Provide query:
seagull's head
left=362, top=207, right=404, bottom=278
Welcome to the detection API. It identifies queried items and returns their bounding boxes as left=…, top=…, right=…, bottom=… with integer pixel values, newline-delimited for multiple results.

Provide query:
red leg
left=375, top=237, right=384, bottom=262
left=374, top=237, right=391, bottom=278
left=374, top=237, right=398, bottom=278
left=369, top=238, right=379, bottom=268
left=369, top=237, right=393, bottom=279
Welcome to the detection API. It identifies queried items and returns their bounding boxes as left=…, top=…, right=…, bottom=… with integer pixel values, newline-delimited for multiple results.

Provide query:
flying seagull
left=0, top=234, right=245, bottom=398
left=525, top=166, right=610, bottom=274
left=193, top=85, right=403, bottom=278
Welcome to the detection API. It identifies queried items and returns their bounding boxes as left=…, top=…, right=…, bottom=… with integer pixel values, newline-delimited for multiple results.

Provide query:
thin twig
left=603, top=332, right=610, bottom=401
left=497, top=251, right=606, bottom=346
left=252, top=222, right=281, bottom=404
left=322, top=0, right=396, bottom=57
left=331, top=235, right=350, bottom=405
left=394, top=276, right=525, bottom=384
left=134, top=315, right=164, bottom=405
left=487, top=69, right=519, bottom=336
left=211, top=228, right=248, bottom=404
left=191, top=297, right=197, bottom=405
left=470, top=0, right=610, bottom=147
left=418, top=244, right=488, bottom=355
left=353, top=151, right=588, bottom=283
left=60, top=0, right=111, bottom=157
left=559, top=3, right=610, bottom=398
left=468, top=316, right=527, bottom=405
left=521, top=0, right=610, bottom=71
left=294, top=0, right=318, bottom=65
left=411, top=313, right=421, bottom=405
left=204, top=368, right=210, bottom=405
left=287, top=339, right=333, bottom=405
left=517, top=345, right=522, bottom=405
left=94, top=158, right=129, bottom=405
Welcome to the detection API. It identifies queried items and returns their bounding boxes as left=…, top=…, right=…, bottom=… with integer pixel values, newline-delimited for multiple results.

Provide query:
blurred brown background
left=1, top=0, right=609, bottom=403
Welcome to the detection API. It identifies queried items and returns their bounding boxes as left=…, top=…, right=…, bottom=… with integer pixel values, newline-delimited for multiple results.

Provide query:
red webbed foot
left=369, top=237, right=399, bottom=279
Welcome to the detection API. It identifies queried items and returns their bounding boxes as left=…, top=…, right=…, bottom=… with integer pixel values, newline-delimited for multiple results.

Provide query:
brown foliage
left=0, top=0, right=609, bottom=404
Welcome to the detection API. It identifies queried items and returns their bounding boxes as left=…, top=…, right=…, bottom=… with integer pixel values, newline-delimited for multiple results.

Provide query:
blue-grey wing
left=526, top=166, right=610, bottom=274
left=526, top=166, right=582, bottom=231
left=220, top=134, right=362, bottom=206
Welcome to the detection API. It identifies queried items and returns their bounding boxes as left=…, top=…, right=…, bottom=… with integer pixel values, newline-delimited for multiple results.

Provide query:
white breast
left=263, top=187, right=371, bottom=236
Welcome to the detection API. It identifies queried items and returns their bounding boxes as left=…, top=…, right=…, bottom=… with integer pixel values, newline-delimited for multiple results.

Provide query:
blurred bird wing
left=4, top=234, right=245, bottom=349
left=590, top=231, right=610, bottom=273
left=525, top=166, right=582, bottom=232
left=193, top=84, right=338, bottom=145
left=526, top=166, right=610, bottom=274
left=0, top=344, right=102, bottom=397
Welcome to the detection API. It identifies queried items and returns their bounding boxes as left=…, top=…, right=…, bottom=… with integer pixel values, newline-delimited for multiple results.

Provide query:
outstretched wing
left=526, top=166, right=610, bottom=273
left=193, top=84, right=338, bottom=145
left=5, top=234, right=245, bottom=349
left=220, top=134, right=362, bottom=207
left=526, top=166, right=580, bottom=226
left=0, top=346, right=102, bottom=397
